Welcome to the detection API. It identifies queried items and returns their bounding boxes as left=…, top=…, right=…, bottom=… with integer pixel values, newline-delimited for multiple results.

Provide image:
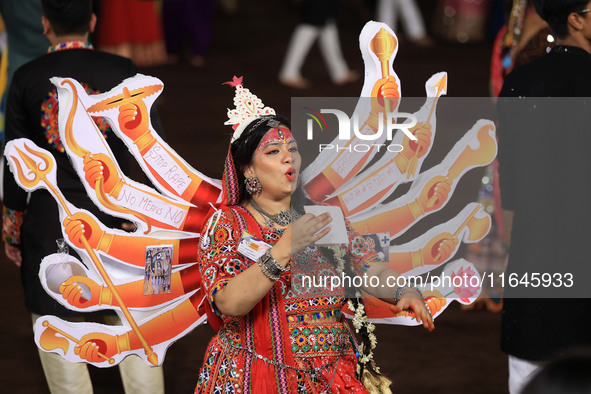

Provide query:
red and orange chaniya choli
left=195, top=206, right=381, bottom=393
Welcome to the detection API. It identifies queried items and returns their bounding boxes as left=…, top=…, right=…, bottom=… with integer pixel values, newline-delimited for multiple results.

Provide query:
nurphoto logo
left=304, top=107, right=418, bottom=152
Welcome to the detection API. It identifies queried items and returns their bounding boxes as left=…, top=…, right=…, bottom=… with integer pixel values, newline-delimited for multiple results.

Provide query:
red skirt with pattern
left=194, top=320, right=368, bottom=393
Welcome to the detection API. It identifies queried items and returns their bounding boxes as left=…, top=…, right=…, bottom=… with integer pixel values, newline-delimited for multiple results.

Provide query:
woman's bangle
left=257, top=249, right=289, bottom=281
left=393, top=285, right=423, bottom=304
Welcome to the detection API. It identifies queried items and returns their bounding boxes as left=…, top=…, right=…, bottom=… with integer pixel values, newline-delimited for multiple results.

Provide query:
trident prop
left=7, top=141, right=158, bottom=365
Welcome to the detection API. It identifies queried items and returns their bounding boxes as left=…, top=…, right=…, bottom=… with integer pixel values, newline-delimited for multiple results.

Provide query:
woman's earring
left=245, top=177, right=262, bottom=194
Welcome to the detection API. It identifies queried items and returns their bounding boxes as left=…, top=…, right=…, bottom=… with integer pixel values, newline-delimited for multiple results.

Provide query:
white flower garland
left=348, top=299, right=378, bottom=366
left=327, top=245, right=346, bottom=274
left=329, top=245, right=378, bottom=369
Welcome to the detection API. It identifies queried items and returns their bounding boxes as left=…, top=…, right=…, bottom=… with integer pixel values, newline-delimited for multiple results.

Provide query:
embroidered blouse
left=198, top=208, right=382, bottom=324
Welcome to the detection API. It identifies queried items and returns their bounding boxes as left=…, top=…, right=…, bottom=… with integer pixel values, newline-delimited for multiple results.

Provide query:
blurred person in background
left=2, top=1, right=164, bottom=392
left=0, top=0, right=47, bottom=86
left=376, top=0, right=433, bottom=46
left=278, top=0, right=359, bottom=89
left=0, top=0, right=47, bottom=150
left=161, top=0, right=214, bottom=67
left=96, top=0, right=167, bottom=67
left=491, top=0, right=553, bottom=97
left=463, top=0, right=554, bottom=313
left=497, top=0, right=591, bottom=392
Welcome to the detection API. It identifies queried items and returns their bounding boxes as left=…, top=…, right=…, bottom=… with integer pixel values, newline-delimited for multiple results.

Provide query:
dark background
left=0, top=0, right=508, bottom=392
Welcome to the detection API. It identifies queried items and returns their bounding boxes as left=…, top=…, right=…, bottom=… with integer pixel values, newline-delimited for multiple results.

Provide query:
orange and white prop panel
left=5, top=139, right=206, bottom=367
left=2, top=20, right=498, bottom=367
left=298, top=22, right=497, bottom=324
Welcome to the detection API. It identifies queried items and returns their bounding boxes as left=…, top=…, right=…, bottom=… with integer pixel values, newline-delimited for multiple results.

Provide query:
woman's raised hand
left=275, top=213, right=332, bottom=257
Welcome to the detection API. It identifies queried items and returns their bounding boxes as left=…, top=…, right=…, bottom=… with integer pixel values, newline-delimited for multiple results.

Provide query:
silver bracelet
left=393, top=285, right=423, bottom=304
left=257, top=249, right=289, bottom=281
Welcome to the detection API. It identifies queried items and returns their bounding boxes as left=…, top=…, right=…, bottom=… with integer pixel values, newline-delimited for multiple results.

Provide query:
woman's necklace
left=249, top=199, right=297, bottom=227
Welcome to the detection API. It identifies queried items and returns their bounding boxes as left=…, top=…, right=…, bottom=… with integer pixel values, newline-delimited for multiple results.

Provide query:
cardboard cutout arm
left=73, top=297, right=201, bottom=364
left=350, top=121, right=497, bottom=239
left=388, top=232, right=459, bottom=274
left=304, top=77, right=400, bottom=203
left=63, top=212, right=198, bottom=267
left=114, top=99, right=222, bottom=206
left=351, top=174, right=452, bottom=237
left=58, top=265, right=200, bottom=309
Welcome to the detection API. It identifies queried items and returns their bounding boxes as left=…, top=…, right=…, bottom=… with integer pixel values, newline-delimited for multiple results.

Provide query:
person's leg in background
left=32, top=314, right=93, bottom=394
left=508, top=355, right=544, bottom=394
left=318, top=21, right=357, bottom=85
left=377, top=0, right=432, bottom=46
left=278, top=24, right=320, bottom=88
left=162, top=0, right=185, bottom=64
left=377, top=0, right=397, bottom=32
left=103, top=313, right=165, bottom=394
left=118, top=356, right=165, bottom=394
left=185, top=0, right=214, bottom=67
left=397, top=0, right=431, bottom=43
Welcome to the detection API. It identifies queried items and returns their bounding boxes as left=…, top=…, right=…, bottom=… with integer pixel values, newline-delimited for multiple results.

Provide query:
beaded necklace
left=249, top=199, right=298, bottom=227
left=48, top=40, right=94, bottom=53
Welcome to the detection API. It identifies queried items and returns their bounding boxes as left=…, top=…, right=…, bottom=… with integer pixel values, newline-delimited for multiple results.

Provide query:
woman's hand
left=272, top=213, right=332, bottom=261
left=291, top=213, right=333, bottom=253
left=395, top=289, right=435, bottom=331
left=4, top=243, right=22, bottom=267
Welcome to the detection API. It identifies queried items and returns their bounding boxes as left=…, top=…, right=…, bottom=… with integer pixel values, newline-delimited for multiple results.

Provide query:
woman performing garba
left=192, top=78, right=434, bottom=393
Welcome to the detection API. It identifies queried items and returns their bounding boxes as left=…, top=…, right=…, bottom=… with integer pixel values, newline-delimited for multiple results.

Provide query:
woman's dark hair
left=533, top=0, right=590, bottom=38
left=41, top=0, right=93, bottom=37
left=231, top=115, right=292, bottom=204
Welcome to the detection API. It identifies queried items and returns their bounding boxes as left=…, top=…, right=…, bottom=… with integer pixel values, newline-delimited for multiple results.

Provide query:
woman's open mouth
left=285, top=169, right=294, bottom=181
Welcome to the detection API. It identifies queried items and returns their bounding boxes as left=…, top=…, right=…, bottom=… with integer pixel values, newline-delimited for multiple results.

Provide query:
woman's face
left=245, top=126, right=300, bottom=200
